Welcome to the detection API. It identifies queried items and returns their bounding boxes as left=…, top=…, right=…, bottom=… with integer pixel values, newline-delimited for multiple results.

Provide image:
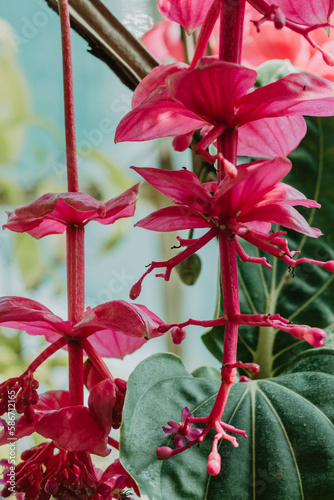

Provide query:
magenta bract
left=3, top=184, right=140, bottom=238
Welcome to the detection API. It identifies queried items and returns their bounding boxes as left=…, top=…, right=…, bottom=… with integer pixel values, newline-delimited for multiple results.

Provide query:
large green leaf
left=203, top=113, right=334, bottom=378
left=121, top=352, right=334, bottom=500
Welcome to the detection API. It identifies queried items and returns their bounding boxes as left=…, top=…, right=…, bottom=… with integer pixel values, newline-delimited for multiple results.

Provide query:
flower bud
left=324, top=260, right=334, bottom=272
left=175, top=254, right=201, bottom=285
left=129, top=281, right=142, bottom=300
left=303, top=327, right=326, bottom=347
left=157, top=446, right=173, bottom=460
left=171, top=326, right=186, bottom=344
left=239, top=375, right=251, bottom=383
left=207, top=451, right=221, bottom=475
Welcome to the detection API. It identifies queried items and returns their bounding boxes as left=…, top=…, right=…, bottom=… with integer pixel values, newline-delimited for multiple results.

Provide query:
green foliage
left=121, top=351, right=334, bottom=499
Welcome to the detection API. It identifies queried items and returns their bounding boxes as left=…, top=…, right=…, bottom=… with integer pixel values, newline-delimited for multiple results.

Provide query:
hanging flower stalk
left=115, top=0, right=334, bottom=476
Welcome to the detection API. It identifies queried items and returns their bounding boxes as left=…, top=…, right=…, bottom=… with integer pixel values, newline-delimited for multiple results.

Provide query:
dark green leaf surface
left=121, top=352, right=334, bottom=500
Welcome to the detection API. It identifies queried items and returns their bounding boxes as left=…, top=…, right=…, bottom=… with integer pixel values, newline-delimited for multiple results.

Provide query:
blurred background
left=0, top=0, right=220, bottom=407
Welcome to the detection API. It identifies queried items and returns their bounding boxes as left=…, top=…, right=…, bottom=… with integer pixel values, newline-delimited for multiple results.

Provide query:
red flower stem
left=190, top=0, right=221, bottom=68
left=81, top=339, right=115, bottom=381
left=219, top=0, right=246, bottom=64
left=58, top=0, right=85, bottom=406
left=58, top=0, right=78, bottom=192
left=209, top=0, right=246, bottom=426
left=25, top=337, right=67, bottom=374
left=67, top=226, right=85, bottom=406
left=209, top=233, right=240, bottom=423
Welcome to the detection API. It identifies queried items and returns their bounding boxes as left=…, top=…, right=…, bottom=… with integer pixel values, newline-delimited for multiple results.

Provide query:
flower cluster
left=2, top=0, right=334, bottom=497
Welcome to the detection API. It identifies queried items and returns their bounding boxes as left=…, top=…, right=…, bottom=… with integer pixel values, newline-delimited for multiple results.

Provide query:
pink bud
left=207, top=451, right=221, bottom=475
left=129, top=281, right=142, bottom=300
left=171, top=326, right=186, bottom=344
left=324, top=260, right=334, bottom=272
left=239, top=376, right=251, bottom=383
left=319, top=48, right=334, bottom=67
left=243, top=363, right=260, bottom=374
left=157, top=446, right=173, bottom=460
left=172, top=133, right=193, bottom=152
left=303, top=327, right=326, bottom=347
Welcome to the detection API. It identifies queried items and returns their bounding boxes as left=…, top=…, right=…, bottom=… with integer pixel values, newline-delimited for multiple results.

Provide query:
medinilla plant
left=1, top=0, right=334, bottom=499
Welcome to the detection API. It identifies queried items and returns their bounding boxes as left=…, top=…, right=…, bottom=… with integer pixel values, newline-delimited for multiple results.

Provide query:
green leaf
left=203, top=115, right=334, bottom=378
left=121, top=352, right=334, bottom=500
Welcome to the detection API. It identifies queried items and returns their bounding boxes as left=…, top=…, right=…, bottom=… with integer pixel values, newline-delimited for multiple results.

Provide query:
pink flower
left=116, top=57, right=334, bottom=158
left=0, top=296, right=166, bottom=358
left=0, top=382, right=116, bottom=456
left=162, top=406, right=202, bottom=448
left=35, top=380, right=116, bottom=457
left=158, top=0, right=214, bottom=34
left=3, top=184, right=139, bottom=238
left=129, top=158, right=334, bottom=298
left=0, top=441, right=137, bottom=499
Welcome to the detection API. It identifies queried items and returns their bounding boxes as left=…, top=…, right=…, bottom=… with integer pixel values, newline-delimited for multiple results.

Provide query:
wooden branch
left=45, top=0, right=158, bottom=90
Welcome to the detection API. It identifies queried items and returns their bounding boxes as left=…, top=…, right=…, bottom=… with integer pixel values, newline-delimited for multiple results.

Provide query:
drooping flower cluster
left=113, top=0, right=334, bottom=478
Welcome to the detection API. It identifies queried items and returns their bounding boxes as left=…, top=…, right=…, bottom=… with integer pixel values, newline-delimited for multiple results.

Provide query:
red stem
left=58, top=0, right=85, bottom=406
left=219, top=0, right=246, bottom=63
left=58, top=0, right=79, bottom=192
left=208, top=0, right=245, bottom=424
left=81, top=339, right=115, bottom=381
left=25, top=338, right=67, bottom=374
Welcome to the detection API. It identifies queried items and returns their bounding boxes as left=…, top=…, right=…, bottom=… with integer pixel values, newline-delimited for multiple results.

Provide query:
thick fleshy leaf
left=121, top=352, right=334, bottom=499
left=0, top=296, right=70, bottom=339
left=35, top=406, right=110, bottom=457
left=158, top=0, right=213, bottom=34
left=3, top=186, right=139, bottom=238
left=237, top=115, right=307, bottom=157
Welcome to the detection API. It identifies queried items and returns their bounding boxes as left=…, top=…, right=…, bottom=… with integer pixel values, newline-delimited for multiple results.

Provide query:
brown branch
left=45, top=0, right=158, bottom=91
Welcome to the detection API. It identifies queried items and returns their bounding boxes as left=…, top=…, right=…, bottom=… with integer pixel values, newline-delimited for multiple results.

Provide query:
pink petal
left=238, top=116, right=307, bottom=157
left=35, top=406, right=110, bottom=456
left=93, top=184, right=140, bottom=225
left=34, top=390, right=70, bottom=412
left=238, top=72, right=334, bottom=123
left=241, top=203, right=322, bottom=237
left=275, top=0, right=334, bottom=25
left=213, top=158, right=291, bottom=213
left=4, top=188, right=139, bottom=238
left=88, top=380, right=116, bottom=433
left=168, top=59, right=257, bottom=125
left=115, top=89, right=205, bottom=143
left=141, top=20, right=185, bottom=62
left=73, top=301, right=165, bottom=358
left=158, top=0, right=213, bottom=34
left=0, top=296, right=70, bottom=338
left=135, top=206, right=211, bottom=231
left=131, top=167, right=213, bottom=212
left=132, top=62, right=188, bottom=108
left=87, top=331, right=146, bottom=359
left=227, top=158, right=292, bottom=215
